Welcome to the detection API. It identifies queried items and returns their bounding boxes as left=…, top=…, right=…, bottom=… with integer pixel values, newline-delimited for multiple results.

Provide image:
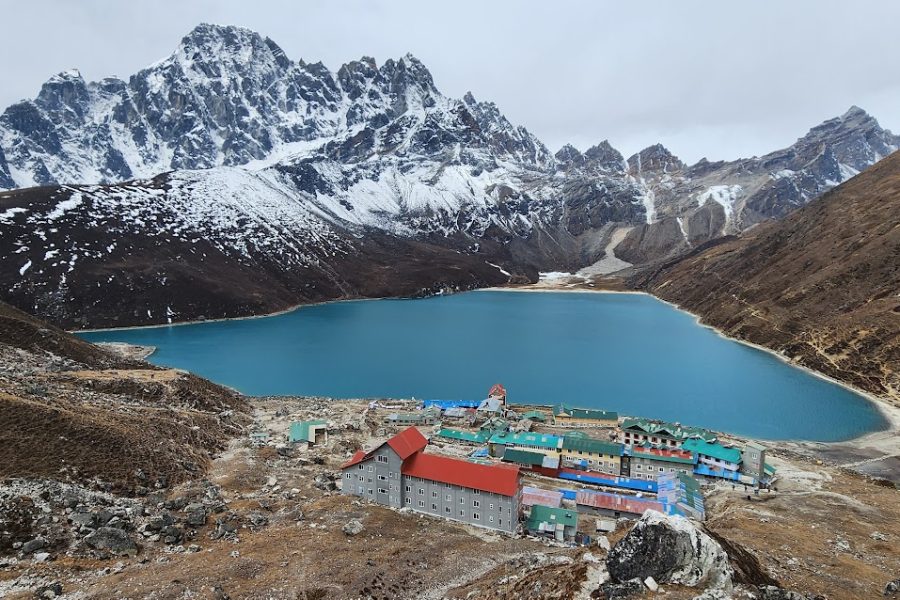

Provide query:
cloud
left=3, top=0, right=899, bottom=163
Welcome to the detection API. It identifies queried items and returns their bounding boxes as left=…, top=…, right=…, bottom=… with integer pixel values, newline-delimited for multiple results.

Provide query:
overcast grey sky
left=3, top=0, right=900, bottom=163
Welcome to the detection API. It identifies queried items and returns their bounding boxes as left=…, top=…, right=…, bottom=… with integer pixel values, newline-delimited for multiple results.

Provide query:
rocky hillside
left=630, top=151, right=900, bottom=403
left=1, top=23, right=898, bottom=329
left=0, top=299, right=248, bottom=492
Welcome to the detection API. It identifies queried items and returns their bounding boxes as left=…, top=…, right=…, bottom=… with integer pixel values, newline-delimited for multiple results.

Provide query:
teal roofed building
left=552, top=405, right=618, bottom=427
left=526, top=505, right=578, bottom=541
left=682, top=439, right=742, bottom=471
left=520, top=410, right=547, bottom=422
left=620, top=418, right=716, bottom=448
left=488, top=431, right=561, bottom=457
left=437, top=428, right=490, bottom=444
left=289, top=419, right=329, bottom=445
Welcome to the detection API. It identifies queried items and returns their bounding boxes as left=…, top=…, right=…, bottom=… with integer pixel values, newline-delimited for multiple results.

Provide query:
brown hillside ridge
left=630, top=150, right=900, bottom=404
left=0, top=300, right=249, bottom=493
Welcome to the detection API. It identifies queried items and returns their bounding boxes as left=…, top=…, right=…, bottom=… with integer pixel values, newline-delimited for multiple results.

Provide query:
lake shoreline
left=75, top=284, right=895, bottom=447
left=486, top=284, right=900, bottom=450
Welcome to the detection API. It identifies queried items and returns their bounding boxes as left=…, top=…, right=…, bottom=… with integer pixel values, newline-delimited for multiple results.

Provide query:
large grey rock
left=607, top=510, right=732, bottom=591
left=84, top=527, right=137, bottom=556
left=342, top=519, right=364, bottom=536
left=884, top=578, right=900, bottom=598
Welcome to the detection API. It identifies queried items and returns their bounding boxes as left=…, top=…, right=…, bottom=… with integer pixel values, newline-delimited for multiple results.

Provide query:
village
left=266, top=384, right=776, bottom=549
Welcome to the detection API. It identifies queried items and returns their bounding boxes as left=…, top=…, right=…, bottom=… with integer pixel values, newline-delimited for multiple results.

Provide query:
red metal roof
left=341, top=450, right=368, bottom=469
left=387, top=427, right=428, bottom=459
left=575, top=490, right=663, bottom=516
left=340, top=427, right=428, bottom=469
left=402, top=453, right=521, bottom=496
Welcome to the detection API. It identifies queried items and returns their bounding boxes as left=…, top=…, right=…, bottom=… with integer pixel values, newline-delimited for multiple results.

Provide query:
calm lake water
left=78, top=290, right=888, bottom=441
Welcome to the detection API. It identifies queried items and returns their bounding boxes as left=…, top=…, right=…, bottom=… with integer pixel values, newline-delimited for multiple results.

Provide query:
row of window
left=405, top=498, right=502, bottom=525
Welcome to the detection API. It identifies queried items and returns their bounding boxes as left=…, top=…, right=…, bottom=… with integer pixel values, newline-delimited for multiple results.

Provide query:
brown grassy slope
left=630, top=151, right=900, bottom=403
left=0, top=300, right=249, bottom=493
left=0, top=300, right=127, bottom=368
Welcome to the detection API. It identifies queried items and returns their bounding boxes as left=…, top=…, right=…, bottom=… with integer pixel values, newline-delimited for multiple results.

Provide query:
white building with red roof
left=340, top=427, right=522, bottom=534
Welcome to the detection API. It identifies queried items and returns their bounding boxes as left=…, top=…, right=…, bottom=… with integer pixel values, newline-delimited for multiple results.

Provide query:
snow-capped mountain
left=1, top=23, right=898, bottom=328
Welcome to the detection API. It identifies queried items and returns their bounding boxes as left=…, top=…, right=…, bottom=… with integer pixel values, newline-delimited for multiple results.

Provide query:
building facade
left=619, top=418, right=716, bottom=448
left=341, top=427, right=521, bottom=534
left=560, top=434, right=623, bottom=475
left=625, top=447, right=696, bottom=481
left=552, top=405, right=618, bottom=427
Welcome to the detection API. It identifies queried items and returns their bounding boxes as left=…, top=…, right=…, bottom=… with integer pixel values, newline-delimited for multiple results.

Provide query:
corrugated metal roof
left=562, top=435, right=623, bottom=456
left=527, top=504, right=578, bottom=528
left=553, top=404, right=618, bottom=421
left=521, top=486, right=563, bottom=508
left=682, top=439, right=742, bottom=464
left=621, top=418, right=716, bottom=442
left=501, top=448, right=545, bottom=466
left=437, top=428, right=489, bottom=443
left=489, top=431, right=561, bottom=450
left=387, top=427, right=429, bottom=459
left=520, top=410, right=547, bottom=421
left=340, top=450, right=368, bottom=469
left=402, top=452, right=520, bottom=496
left=575, top=490, right=664, bottom=516
left=629, top=446, right=697, bottom=465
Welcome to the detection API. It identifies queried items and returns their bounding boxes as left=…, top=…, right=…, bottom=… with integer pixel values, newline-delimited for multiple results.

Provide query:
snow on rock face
left=696, top=185, right=742, bottom=221
left=606, top=510, right=734, bottom=591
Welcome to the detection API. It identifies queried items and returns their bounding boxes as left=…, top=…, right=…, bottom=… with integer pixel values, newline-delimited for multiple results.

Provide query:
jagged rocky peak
left=790, top=105, right=900, bottom=172
left=584, top=140, right=625, bottom=172
left=627, top=143, right=685, bottom=175
left=554, top=144, right=584, bottom=169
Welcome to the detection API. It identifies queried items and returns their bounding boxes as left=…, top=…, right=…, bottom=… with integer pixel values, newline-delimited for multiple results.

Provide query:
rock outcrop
left=606, top=510, right=733, bottom=592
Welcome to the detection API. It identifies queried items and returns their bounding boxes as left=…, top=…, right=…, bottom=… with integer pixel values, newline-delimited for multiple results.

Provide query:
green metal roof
left=289, top=419, right=328, bottom=443
left=527, top=505, right=578, bottom=529
left=501, top=448, right=546, bottom=466
left=552, top=404, right=618, bottom=421
left=520, top=410, right=547, bottom=422
left=681, top=439, right=742, bottom=464
left=437, top=428, right=489, bottom=444
left=488, top=431, right=561, bottom=450
left=621, top=418, right=716, bottom=442
left=561, top=435, right=623, bottom=456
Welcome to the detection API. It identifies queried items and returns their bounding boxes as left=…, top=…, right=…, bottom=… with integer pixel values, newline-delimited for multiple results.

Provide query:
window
left=345, top=473, right=351, bottom=479
left=431, top=503, right=437, bottom=510
left=405, top=498, right=411, bottom=505
left=473, top=512, right=480, bottom=520
left=432, top=491, right=438, bottom=498
left=460, top=510, right=465, bottom=517
left=378, top=488, right=387, bottom=494
left=636, top=464, right=642, bottom=471
left=377, top=474, right=387, bottom=481
left=377, top=455, right=388, bottom=463
left=489, top=515, right=494, bottom=523
left=446, top=494, right=452, bottom=501
left=473, top=500, right=480, bottom=508
left=389, top=472, right=394, bottom=478
left=659, top=467, right=664, bottom=472
left=499, top=519, right=502, bottom=526
left=358, top=475, right=363, bottom=482
left=368, top=489, right=373, bottom=495
left=473, top=490, right=480, bottom=495
left=459, top=497, right=464, bottom=504
left=418, top=500, right=425, bottom=507
left=358, top=464, right=363, bottom=470
left=368, top=465, right=373, bottom=472
left=405, top=485, right=411, bottom=492
left=358, top=486, right=364, bottom=494
left=418, top=488, right=425, bottom=496
left=489, top=503, right=494, bottom=510
left=445, top=506, right=451, bottom=514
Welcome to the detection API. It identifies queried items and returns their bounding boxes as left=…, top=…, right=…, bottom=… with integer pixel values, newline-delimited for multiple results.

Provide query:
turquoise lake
left=77, top=290, right=889, bottom=442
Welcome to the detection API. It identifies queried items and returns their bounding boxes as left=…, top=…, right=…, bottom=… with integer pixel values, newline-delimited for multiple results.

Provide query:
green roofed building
left=526, top=505, right=578, bottom=541
left=552, top=405, right=618, bottom=427
left=437, top=428, right=490, bottom=444
left=682, top=438, right=742, bottom=471
left=501, top=448, right=546, bottom=467
left=620, top=418, right=716, bottom=448
left=289, top=419, right=329, bottom=445
left=560, top=434, right=623, bottom=474
left=488, top=431, right=561, bottom=457
left=520, top=410, right=547, bottom=422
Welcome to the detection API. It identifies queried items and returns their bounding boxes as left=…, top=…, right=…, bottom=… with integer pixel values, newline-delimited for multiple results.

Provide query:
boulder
left=606, top=510, right=732, bottom=591
left=22, top=538, right=47, bottom=554
left=84, top=527, right=138, bottom=557
left=884, top=578, right=900, bottom=598
left=184, top=503, right=208, bottom=527
left=34, top=582, right=63, bottom=599
left=342, top=519, right=364, bottom=536
left=598, top=578, right=644, bottom=599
